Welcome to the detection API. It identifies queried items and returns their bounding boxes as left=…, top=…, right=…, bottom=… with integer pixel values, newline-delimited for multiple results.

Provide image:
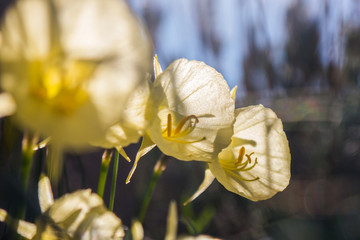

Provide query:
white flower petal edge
left=209, top=105, right=291, bottom=201
left=148, top=58, right=235, bottom=162
left=183, top=167, right=215, bottom=205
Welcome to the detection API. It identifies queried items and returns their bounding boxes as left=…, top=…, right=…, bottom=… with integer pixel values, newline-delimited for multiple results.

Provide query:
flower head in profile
left=126, top=57, right=235, bottom=183
left=186, top=105, right=291, bottom=203
left=148, top=58, right=235, bottom=162
left=0, top=0, right=152, bottom=147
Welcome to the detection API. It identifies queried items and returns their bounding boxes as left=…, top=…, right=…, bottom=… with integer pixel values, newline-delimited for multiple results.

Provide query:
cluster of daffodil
left=0, top=0, right=291, bottom=239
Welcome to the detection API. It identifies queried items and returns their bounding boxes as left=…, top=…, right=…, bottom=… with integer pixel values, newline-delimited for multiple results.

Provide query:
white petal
left=184, top=167, right=215, bottom=205
left=210, top=105, right=291, bottom=201
left=126, top=134, right=156, bottom=183
left=0, top=92, right=16, bottom=117
left=230, top=86, right=237, bottom=101
left=38, top=174, right=54, bottom=213
left=153, top=54, right=163, bottom=77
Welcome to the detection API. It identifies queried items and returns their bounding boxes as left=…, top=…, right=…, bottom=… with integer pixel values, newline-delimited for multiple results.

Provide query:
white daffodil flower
left=126, top=57, right=235, bottom=183
left=0, top=0, right=152, bottom=147
left=148, top=58, right=235, bottom=162
left=210, top=105, right=291, bottom=201
left=186, top=105, right=291, bottom=202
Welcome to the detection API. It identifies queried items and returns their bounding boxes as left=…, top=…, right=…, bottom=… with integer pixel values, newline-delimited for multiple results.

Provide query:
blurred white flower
left=0, top=175, right=125, bottom=239
left=0, top=0, right=152, bottom=147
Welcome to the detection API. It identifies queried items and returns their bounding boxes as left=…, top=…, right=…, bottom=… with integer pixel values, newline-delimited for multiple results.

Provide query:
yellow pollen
left=219, top=146, right=259, bottom=182
left=162, top=113, right=205, bottom=143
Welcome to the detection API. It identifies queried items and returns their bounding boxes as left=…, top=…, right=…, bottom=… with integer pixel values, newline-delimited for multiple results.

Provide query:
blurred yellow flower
left=0, top=0, right=152, bottom=146
left=147, top=58, right=235, bottom=162
left=208, top=105, right=291, bottom=201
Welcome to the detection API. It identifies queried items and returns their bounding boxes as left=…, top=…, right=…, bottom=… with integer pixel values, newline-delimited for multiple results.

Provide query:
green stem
left=138, top=154, right=168, bottom=222
left=109, top=150, right=119, bottom=211
left=97, top=149, right=113, bottom=198
left=20, top=132, right=37, bottom=192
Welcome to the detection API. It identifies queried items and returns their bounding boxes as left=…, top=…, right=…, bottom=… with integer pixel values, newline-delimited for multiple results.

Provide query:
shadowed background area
left=1, top=0, right=360, bottom=239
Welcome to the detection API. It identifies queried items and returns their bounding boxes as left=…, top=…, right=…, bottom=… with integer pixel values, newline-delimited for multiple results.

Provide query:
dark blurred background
left=1, top=0, right=360, bottom=239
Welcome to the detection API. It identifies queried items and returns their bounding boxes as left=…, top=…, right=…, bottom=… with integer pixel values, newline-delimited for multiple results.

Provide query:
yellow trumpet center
left=28, top=58, right=97, bottom=115
left=162, top=113, right=205, bottom=143
left=219, top=146, right=259, bottom=182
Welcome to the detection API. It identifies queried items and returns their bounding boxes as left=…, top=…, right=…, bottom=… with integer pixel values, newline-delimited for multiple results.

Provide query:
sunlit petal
left=209, top=105, right=291, bottom=201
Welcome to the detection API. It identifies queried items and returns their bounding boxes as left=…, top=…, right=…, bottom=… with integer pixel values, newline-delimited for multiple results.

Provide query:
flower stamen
left=163, top=113, right=205, bottom=143
left=219, top=146, right=259, bottom=182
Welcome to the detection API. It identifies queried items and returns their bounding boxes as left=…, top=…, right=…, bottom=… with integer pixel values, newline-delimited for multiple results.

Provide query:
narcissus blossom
left=147, top=58, right=235, bottom=162
left=211, top=105, right=291, bottom=201
left=186, top=105, right=291, bottom=203
left=0, top=0, right=152, bottom=146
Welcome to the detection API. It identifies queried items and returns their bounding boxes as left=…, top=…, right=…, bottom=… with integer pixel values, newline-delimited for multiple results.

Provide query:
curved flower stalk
left=0, top=175, right=125, bottom=239
left=0, top=0, right=152, bottom=147
left=187, top=105, right=291, bottom=202
left=126, top=57, right=235, bottom=183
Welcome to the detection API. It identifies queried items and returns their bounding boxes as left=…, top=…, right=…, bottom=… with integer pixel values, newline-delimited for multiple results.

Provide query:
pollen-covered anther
left=162, top=113, right=205, bottom=143
left=220, top=146, right=260, bottom=182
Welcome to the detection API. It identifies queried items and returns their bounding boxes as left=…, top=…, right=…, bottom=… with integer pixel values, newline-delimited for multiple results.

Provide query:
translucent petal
left=148, top=58, right=235, bottom=162
left=126, top=134, right=156, bottom=183
left=230, top=86, right=237, bottom=101
left=184, top=167, right=215, bottom=205
left=153, top=54, right=163, bottom=77
left=209, top=105, right=291, bottom=201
